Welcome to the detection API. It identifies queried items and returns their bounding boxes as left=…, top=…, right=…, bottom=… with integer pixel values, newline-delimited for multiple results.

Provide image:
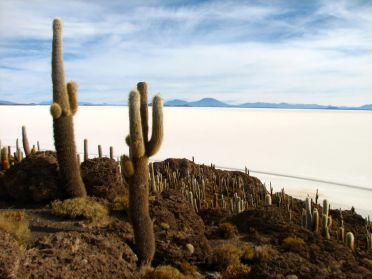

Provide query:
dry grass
left=222, top=263, right=251, bottom=279
left=50, top=197, right=108, bottom=221
left=179, top=261, right=199, bottom=277
left=112, top=195, right=129, bottom=211
left=241, top=243, right=255, bottom=262
left=254, top=244, right=278, bottom=260
left=219, top=222, right=239, bottom=239
left=142, top=265, right=191, bottom=279
left=210, top=243, right=242, bottom=270
left=282, top=236, right=305, bottom=247
left=0, top=210, right=30, bottom=245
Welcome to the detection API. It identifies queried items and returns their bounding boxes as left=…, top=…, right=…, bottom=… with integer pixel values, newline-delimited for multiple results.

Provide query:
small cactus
left=98, top=145, right=102, bottom=158
left=50, top=18, right=86, bottom=198
left=84, top=139, right=88, bottom=161
left=305, top=196, right=312, bottom=230
left=22, top=126, right=31, bottom=157
left=120, top=82, right=163, bottom=267
left=265, top=193, right=272, bottom=206
left=321, top=199, right=330, bottom=239
left=1, top=147, right=10, bottom=170
left=110, top=146, right=114, bottom=160
left=346, top=232, right=355, bottom=251
left=312, top=208, right=319, bottom=233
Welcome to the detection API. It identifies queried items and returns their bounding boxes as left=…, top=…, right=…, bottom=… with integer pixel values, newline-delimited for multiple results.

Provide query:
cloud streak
left=0, top=0, right=371, bottom=105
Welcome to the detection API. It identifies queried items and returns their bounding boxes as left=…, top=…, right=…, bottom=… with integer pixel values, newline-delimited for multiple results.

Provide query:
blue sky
left=0, top=0, right=371, bottom=106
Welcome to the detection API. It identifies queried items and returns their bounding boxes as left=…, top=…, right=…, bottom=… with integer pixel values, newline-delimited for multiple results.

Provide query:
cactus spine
left=50, top=18, right=86, bottom=198
left=120, top=82, right=163, bottom=267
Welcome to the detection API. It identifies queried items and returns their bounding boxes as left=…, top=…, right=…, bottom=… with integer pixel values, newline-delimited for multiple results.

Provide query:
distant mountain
left=165, top=98, right=231, bottom=107
left=0, top=100, right=34, bottom=105
left=1, top=98, right=372, bottom=110
left=189, top=98, right=231, bottom=107
left=238, top=102, right=334, bottom=109
left=358, top=104, right=372, bottom=110
left=164, top=99, right=372, bottom=110
left=0, top=100, right=18, bottom=105
left=164, top=99, right=190, bottom=106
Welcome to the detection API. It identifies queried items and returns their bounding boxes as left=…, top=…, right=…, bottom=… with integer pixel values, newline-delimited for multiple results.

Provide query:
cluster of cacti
left=50, top=18, right=86, bottom=198
left=0, top=126, right=40, bottom=171
left=150, top=160, right=273, bottom=215
left=300, top=195, right=321, bottom=233
left=120, top=82, right=163, bottom=267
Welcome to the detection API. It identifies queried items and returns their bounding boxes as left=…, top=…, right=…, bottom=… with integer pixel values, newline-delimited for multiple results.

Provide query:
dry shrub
left=50, top=197, right=108, bottom=221
left=254, top=245, right=278, bottom=260
left=0, top=210, right=29, bottom=245
left=142, top=265, right=190, bottom=279
left=211, top=243, right=242, bottom=270
left=179, top=261, right=198, bottom=276
left=282, top=236, right=305, bottom=247
left=219, top=222, right=239, bottom=239
left=112, top=195, right=129, bottom=211
left=241, top=243, right=255, bottom=262
left=222, top=263, right=251, bottom=279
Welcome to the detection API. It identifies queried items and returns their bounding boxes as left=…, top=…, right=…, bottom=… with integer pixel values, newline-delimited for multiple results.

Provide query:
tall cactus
left=50, top=18, right=86, bottom=198
left=121, top=82, right=163, bottom=267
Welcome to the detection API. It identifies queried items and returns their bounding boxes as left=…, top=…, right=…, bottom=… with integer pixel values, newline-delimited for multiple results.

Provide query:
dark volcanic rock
left=19, top=231, right=138, bottom=279
left=150, top=189, right=212, bottom=266
left=0, top=230, right=21, bottom=279
left=81, top=158, right=125, bottom=201
left=3, top=152, right=62, bottom=202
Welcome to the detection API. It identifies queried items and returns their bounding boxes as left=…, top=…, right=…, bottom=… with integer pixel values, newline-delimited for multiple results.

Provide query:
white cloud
left=0, top=0, right=371, bottom=106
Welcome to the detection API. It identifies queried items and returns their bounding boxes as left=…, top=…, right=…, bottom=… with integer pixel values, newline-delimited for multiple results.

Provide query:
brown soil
left=0, top=158, right=371, bottom=278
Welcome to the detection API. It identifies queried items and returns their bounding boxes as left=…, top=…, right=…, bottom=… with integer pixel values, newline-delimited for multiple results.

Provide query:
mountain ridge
left=1, top=99, right=371, bottom=110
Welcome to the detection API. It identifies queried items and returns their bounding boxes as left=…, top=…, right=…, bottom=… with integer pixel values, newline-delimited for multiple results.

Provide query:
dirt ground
left=0, top=157, right=371, bottom=278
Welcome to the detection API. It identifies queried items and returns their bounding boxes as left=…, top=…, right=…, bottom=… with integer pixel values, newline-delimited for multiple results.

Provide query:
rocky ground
left=0, top=154, right=371, bottom=278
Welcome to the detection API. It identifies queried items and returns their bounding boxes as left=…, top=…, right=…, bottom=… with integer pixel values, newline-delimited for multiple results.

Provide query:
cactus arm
left=67, top=81, right=78, bottom=115
left=129, top=90, right=145, bottom=159
left=146, top=94, right=163, bottom=157
left=120, top=155, right=134, bottom=178
left=50, top=103, right=62, bottom=119
left=137, top=82, right=149, bottom=144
